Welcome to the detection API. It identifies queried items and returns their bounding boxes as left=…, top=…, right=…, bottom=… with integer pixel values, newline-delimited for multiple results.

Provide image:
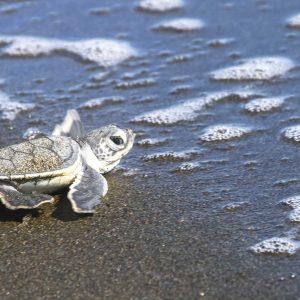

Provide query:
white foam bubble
left=122, top=168, right=142, bottom=177
left=289, top=209, right=300, bottom=223
left=251, top=237, right=300, bottom=255
left=0, top=35, right=137, bottom=67
left=223, top=201, right=248, bottom=212
left=89, top=71, right=111, bottom=82
left=134, top=103, right=197, bottom=125
left=0, top=91, right=34, bottom=121
left=281, top=196, right=300, bottom=222
left=133, top=90, right=258, bottom=125
left=153, top=18, right=204, bottom=32
left=78, top=96, right=125, bottom=109
left=210, top=57, right=294, bottom=81
left=138, top=0, right=184, bottom=12
left=281, top=196, right=300, bottom=208
left=0, top=3, right=24, bottom=15
left=115, top=78, right=155, bottom=89
left=137, top=137, right=169, bottom=146
left=244, top=97, right=285, bottom=113
left=167, top=54, right=192, bottom=64
left=144, top=150, right=197, bottom=162
left=0, top=36, right=59, bottom=56
left=64, top=39, right=137, bottom=67
left=207, top=38, right=234, bottom=47
left=169, top=85, right=192, bottom=95
left=199, top=124, right=252, bottom=142
left=282, top=125, right=300, bottom=142
left=122, top=69, right=149, bottom=80
left=287, top=14, right=300, bottom=28
left=175, top=162, right=201, bottom=171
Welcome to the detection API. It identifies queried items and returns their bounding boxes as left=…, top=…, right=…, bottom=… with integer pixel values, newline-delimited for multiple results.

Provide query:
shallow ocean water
left=1, top=0, right=300, bottom=299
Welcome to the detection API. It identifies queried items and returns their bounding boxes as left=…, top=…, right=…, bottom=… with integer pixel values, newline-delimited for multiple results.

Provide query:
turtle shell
left=0, top=136, right=81, bottom=180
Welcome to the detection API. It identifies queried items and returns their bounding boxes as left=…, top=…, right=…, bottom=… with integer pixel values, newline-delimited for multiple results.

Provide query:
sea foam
left=174, top=162, right=201, bottom=172
left=78, top=96, right=125, bottom=109
left=287, top=14, right=300, bottom=28
left=210, top=57, right=294, bottom=81
left=0, top=35, right=137, bottom=67
left=282, top=125, right=300, bottom=142
left=251, top=237, right=300, bottom=255
left=153, top=18, right=204, bottom=32
left=244, top=97, right=285, bottom=113
left=133, top=90, right=258, bottom=125
left=0, top=91, right=34, bottom=121
left=281, top=196, right=300, bottom=223
left=137, top=0, right=184, bottom=12
left=137, top=137, right=170, bottom=146
left=144, top=150, right=198, bottom=162
left=199, top=124, right=252, bottom=142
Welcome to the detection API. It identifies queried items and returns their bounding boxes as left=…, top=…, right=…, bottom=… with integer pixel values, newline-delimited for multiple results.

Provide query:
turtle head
left=84, top=125, right=135, bottom=173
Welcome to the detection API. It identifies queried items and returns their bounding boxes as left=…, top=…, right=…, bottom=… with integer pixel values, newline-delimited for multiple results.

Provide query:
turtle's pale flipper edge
left=68, top=165, right=108, bottom=213
left=52, top=109, right=85, bottom=139
left=0, top=183, right=54, bottom=209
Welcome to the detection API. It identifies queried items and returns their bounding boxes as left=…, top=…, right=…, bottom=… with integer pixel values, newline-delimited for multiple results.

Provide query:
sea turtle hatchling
left=0, top=110, right=135, bottom=213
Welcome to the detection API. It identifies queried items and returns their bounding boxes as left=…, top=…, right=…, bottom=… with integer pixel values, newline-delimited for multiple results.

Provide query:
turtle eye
left=110, top=136, right=124, bottom=146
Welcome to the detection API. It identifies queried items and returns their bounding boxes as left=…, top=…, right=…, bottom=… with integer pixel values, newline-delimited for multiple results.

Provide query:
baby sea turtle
left=0, top=110, right=135, bottom=213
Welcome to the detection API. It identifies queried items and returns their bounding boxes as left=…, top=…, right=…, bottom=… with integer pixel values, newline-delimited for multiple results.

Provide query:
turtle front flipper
left=52, top=109, right=85, bottom=139
left=0, top=183, right=54, bottom=209
left=68, top=165, right=108, bottom=213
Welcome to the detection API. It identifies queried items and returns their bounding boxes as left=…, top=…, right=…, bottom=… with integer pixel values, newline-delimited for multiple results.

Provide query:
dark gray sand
left=1, top=0, right=300, bottom=299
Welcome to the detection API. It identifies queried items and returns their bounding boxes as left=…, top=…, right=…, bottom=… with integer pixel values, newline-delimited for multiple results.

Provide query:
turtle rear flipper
left=68, top=164, right=108, bottom=213
left=52, top=109, right=85, bottom=139
left=0, top=183, right=54, bottom=209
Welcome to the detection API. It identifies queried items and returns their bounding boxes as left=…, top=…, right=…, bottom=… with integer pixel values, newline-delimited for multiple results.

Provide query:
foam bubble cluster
left=144, top=150, right=197, bottom=162
left=133, top=102, right=198, bottom=125
left=115, top=78, right=156, bottom=89
left=89, top=71, right=110, bottom=82
left=167, top=54, right=192, bottom=64
left=251, top=237, right=300, bottom=255
left=210, top=57, right=294, bottom=81
left=138, top=0, right=184, bottom=12
left=79, top=96, right=125, bottom=109
left=287, top=14, right=300, bottom=28
left=281, top=196, right=300, bottom=222
left=199, top=124, right=252, bottom=142
left=244, top=97, right=285, bottom=113
left=174, top=162, right=200, bottom=172
left=137, top=137, right=169, bottom=146
left=153, top=18, right=204, bottom=32
left=207, top=38, right=234, bottom=47
left=223, top=202, right=247, bottom=212
left=282, top=125, right=300, bottom=142
left=0, top=35, right=137, bottom=67
left=133, top=90, right=257, bottom=125
left=0, top=91, right=34, bottom=121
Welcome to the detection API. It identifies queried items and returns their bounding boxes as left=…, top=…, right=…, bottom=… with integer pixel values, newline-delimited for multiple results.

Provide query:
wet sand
left=0, top=0, right=300, bottom=299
